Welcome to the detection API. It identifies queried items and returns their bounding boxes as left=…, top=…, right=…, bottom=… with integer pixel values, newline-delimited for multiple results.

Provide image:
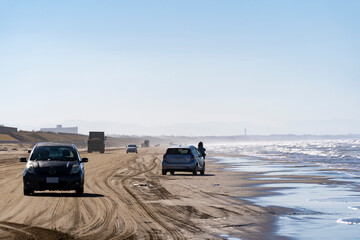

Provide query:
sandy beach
left=0, top=145, right=281, bottom=240
left=0, top=144, right=358, bottom=239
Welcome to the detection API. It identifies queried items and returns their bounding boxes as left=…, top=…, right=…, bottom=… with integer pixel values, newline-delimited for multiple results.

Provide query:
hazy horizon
left=1, top=1, right=359, bottom=136
left=5, top=118, right=360, bottom=136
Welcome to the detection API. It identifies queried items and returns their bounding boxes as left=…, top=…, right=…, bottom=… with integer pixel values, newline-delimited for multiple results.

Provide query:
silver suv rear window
left=166, top=148, right=190, bottom=155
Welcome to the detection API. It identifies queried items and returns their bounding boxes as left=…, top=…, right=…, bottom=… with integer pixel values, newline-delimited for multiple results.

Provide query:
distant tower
left=244, top=128, right=247, bottom=136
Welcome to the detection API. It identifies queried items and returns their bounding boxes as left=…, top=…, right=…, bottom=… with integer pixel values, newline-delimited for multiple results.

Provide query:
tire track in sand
left=0, top=221, right=73, bottom=240
left=107, top=156, right=162, bottom=239
left=0, top=222, right=35, bottom=239
left=78, top=153, right=139, bottom=240
left=115, top=155, right=186, bottom=240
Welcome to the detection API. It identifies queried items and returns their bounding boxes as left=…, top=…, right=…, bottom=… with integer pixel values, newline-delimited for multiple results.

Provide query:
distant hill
left=0, top=134, right=18, bottom=141
left=3, top=131, right=170, bottom=148
left=6, top=131, right=89, bottom=147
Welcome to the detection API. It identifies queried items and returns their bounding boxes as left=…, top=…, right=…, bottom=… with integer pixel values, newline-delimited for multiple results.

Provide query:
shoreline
left=209, top=152, right=360, bottom=239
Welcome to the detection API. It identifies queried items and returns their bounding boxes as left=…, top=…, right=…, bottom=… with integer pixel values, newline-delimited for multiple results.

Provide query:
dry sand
left=0, top=146, right=332, bottom=240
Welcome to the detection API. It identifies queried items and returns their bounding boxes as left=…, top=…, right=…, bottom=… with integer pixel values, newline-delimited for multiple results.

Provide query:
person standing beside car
left=198, top=142, right=206, bottom=159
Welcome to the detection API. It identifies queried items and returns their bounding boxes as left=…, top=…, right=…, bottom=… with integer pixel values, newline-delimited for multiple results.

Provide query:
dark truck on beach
left=88, top=131, right=106, bottom=153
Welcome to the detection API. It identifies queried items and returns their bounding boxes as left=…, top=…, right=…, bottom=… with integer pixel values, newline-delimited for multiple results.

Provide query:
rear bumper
left=162, top=161, right=196, bottom=171
left=23, top=173, right=83, bottom=191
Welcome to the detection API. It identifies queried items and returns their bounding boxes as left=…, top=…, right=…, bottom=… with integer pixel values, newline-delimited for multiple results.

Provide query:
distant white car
left=126, top=144, right=138, bottom=154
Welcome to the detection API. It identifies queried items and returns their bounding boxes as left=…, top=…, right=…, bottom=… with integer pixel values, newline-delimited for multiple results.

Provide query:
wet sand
left=211, top=154, right=360, bottom=239
left=0, top=146, right=351, bottom=239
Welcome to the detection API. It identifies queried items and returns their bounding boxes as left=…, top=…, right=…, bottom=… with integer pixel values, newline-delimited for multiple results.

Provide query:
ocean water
left=209, top=139, right=360, bottom=239
left=210, top=139, right=360, bottom=176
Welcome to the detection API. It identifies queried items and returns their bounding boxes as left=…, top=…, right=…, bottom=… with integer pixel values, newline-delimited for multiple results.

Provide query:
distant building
left=40, top=125, right=78, bottom=134
left=0, top=125, right=18, bottom=134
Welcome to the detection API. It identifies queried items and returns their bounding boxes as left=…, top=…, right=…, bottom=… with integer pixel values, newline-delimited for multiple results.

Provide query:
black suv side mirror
left=81, top=158, right=88, bottom=163
left=19, top=157, right=27, bottom=162
left=28, top=150, right=31, bottom=153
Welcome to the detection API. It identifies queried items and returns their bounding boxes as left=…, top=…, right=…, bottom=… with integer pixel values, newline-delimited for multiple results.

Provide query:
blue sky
left=1, top=1, right=359, bottom=135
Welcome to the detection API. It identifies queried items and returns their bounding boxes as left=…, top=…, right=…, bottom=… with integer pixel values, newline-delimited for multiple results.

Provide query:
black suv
left=20, top=142, right=88, bottom=195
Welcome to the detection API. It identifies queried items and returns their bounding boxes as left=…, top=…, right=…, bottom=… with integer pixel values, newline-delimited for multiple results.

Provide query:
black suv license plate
left=46, top=177, right=59, bottom=183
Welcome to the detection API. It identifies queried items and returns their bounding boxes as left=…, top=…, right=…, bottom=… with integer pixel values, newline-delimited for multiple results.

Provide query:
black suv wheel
left=76, top=187, right=84, bottom=195
left=24, top=189, right=34, bottom=196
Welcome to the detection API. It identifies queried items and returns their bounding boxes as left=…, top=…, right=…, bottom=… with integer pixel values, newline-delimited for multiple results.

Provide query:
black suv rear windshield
left=30, top=146, right=78, bottom=161
left=166, top=148, right=190, bottom=155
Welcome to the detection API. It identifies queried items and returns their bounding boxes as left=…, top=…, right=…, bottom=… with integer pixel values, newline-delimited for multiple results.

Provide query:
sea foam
left=337, top=218, right=360, bottom=225
left=348, top=206, right=360, bottom=210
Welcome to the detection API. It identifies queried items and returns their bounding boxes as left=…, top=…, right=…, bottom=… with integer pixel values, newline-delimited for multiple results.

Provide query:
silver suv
left=162, top=145, right=205, bottom=175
